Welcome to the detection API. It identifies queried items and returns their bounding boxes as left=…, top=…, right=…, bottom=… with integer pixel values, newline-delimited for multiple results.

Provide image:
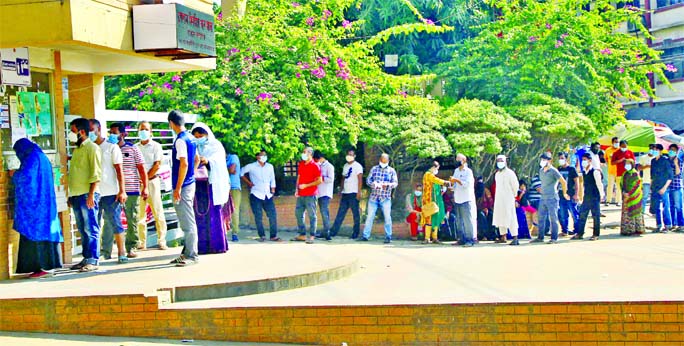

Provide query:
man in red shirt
left=294, top=147, right=323, bottom=244
left=612, top=140, right=636, bottom=205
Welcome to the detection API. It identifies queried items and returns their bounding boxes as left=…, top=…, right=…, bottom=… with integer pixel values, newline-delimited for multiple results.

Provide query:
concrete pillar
left=221, top=0, right=246, bottom=18
left=67, top=73, right=105, bottom=119
left=53, top=51, right=72, bottom=265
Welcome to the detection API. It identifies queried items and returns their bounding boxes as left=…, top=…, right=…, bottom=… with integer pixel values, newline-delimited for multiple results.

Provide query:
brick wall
left=1, top=294, right=682, bottom=345
left=0, top=154, right=11, bottom=280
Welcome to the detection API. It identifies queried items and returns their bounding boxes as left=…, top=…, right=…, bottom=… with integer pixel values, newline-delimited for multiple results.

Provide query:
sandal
left=305, top=239, right=315, bottom=244
left=169, top=256, right=186, bottom=264
left=117, top=256, right=128, bottom=264
left=270, top=237, right=283, bottom=242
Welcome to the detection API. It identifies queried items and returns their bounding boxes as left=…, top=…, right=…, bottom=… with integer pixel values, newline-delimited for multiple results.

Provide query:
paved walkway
left=0, top=332, right=292, bottom=346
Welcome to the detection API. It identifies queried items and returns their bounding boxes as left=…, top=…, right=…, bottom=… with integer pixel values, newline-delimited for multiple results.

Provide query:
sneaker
left=175, top=259, right=198, bottom=267
left=170, top=256, right=186, bottom=265
left=570, top=234, right=583, bottom=240
left=668, top=226, right=678, bottom=232
left=257, top=236, right=266, bottom=242
left=509, top=239, right=519, bottom=246
left=79, top=264, right=98, bottom=272
left=529, top=238, right=544, bottom=244
left=547, top=239, right=558, bottom=244
left=292, top=235, right=307, bottom=242
left=28, top=270, right=53, bottom=279
left=70, top=259, right=87, bottom=271
left=589, top=236, right=599, bottom=241
left=568, top=231, right=576, bottom=235
left=231, top=234, right=239, bottom=242
left=357, top=237, right=369, bottom=242
left=560, top=232, right=568, bottom=237
left=158, top=244, right=169, bottom=250
left=136, top=245, right=146, bottom=251
left=127, top=250, right=138, bottom=258
left=314, top=232, right=324, bottom=239
left=384, top=237, right=391, bottom=244
left=269, top=237, right=283, bottom=242
left=462, top=243, right=474, bottom=247
left=325, top=235, right=333, bottom=241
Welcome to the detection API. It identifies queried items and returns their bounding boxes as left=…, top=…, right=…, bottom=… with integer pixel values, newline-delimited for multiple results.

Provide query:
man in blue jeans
left=667, top=144, right=683, bottom=231
left=360, top=153, right=398, bottom=243
left=530, top=153, right=569, bottom=244
left=572, top=154, right=604, bottom=240
left=241, top=150, right=280, bottom=242
left=650, top=144, right=673, bottom=233
left=67, top=118, right=102, bottom=272
left=557, top=152, right=580, bottom=236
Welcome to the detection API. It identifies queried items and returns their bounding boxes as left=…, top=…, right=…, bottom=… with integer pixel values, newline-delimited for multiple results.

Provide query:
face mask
left=139, top=130, right=151, bottom=141
left=345, top=155, right=354, bottom=163
left=414, top=190, right=422, bottom=197
left=613, top=143, right=619, bottom=148
left=107, top=134, right=119, bottom=144
left=625, top=164, right=633, bottom=171
left=195, top=137, right=208, bottom=146
left=540, top=160, right=548, bottom=168
left=379, top=162, right=388, bottom=168
left=496, top=162, right=506, bottom=169
left=591, top=148, right=599, bottom=154
left=258, top=155, right=268, bottom=163
left=88, top=132, right=98, bottom=142
left=431, top=167, right=439, bottom=174
left=620, top=147, right=627, bottom=152
left=558, top=159, right=566, bottom=166
left=301, top=153, right=310, bottom=161
left=454, top=161, right=462, bottom=169
left=650, top=150, right=659, bottom=157
left=67, top=131, right=79, bottom=143
left=669, top=150, right=677, bottom=157
left=582, top=160, right=590, bottom=168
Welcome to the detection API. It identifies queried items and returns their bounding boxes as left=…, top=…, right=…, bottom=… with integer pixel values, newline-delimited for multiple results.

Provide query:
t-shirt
left=605, top=147, right=619, bottom=176
left=317, top=160, right=335, bottom=198
left=528, top=175, right=541, bottom=202
left=121, top=142, right=145, bottom=194
left=99, top=141, right=123, bottom=197
left=136, top=140, right=163, bottom=174
left=297, top=160, right=322, bottom=197
left=226, top=154, right=241, bottom=190
left=611, top=149, right=636, bottom=177
left=638, top=154, right=652, bottom=185
left=341, top=161, right=364, bottom=194
left=68, top=139, right=102, bottom=197
left=558, top=165, right=578, bottom=197
left=651, top=156, right=674, bottom=191
left=539, top=166, right=562, bottom=200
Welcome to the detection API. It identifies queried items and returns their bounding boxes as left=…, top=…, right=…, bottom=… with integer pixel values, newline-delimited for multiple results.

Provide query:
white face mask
left=620, top=147, right=627, bottom=152
left=558, top=159, right=566, bottom=166
left=613, top=143, right=619, bottom=148
left=258, top=155, right=268, bottom=163
left=67, top=131, right=79, bottom=143
left=496, top=162, right=506, bottom=169
left=379, top=162, right=388, bottom=168
left=345, top=155, right=354, bottom=163
left=301, top=153, right=310, bottom=161
left=431, top=167, right=439, bottom=174
left=414, top=190, right=422, bottom=197
left=582, top=160, right=590, bottom=168
left=625, top=164, right=633, bottom=171
left=540, top=160, right=548, bottom=168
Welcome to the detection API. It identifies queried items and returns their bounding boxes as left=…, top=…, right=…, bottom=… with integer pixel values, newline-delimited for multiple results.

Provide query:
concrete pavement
left=0, top=332, right=293, bottom=346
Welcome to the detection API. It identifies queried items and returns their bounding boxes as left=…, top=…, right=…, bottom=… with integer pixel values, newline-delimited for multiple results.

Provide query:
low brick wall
left=1, top=294, right=682, bottom=345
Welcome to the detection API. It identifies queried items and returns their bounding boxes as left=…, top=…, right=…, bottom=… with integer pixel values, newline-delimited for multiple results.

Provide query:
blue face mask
left=669, top=150, right=677, bottom=157
left=650, top=150, right=659, bottom=157
left=195, top=137, right=208, bottom=146
left=107, top=134, right=119, bottom=144
left=138, top=130, right=151, bottom=141
left=88, top=132, right=98, bottom=142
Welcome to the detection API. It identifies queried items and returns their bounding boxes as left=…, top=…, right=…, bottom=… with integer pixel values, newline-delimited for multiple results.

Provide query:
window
left=657, top=0, right=684, bottom=9
left=663, top=46, right=684, bottom=81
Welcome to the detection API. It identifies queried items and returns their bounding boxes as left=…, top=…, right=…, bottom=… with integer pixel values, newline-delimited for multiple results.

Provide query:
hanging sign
left=0, top=48, right=31, bottom=87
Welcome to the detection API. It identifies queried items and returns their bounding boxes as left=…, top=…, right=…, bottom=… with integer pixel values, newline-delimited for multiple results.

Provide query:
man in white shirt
left=330, top=149, right=364, bottom=239
left=89, top=119, right=127, bottom=262
left=314, top=151, right=335, bottom=240
left=452, top=154, right=477, bottom=246
left=241, top=150, right=280, bottom=241
left=135, top=121, right=169, bottom=250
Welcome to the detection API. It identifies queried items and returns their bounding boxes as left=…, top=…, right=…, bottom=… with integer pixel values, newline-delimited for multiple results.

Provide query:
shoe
left=559, top=232, right=568, bottom=237
left=258, top=236, right=266, bottom=242
left=79, top=264, right=98, bottom=272
left=547, top=239, right=558, bottom=244
left=305, top=237, right=315, bottom=244
left=28, top=270, right=53, bottom=279
left=600, top=213, right=606, bottom=218
left=357, top=237, right=369, bottom=242
left=529, top=238, right=544, bottom=244
left=589, top=236, right=599, bottom=241
left=270, top=237, right=283, bottom=242
left=462, top=243, right=474, bottom=247
left=544, top=232, right=551, bottom=236
left=384, top=237, right=391, bottom=244
left=231, top=234, right=239, bottom=242
left=136, top=245, right=146, bottom=251
left=170, top=256, right=186, bottom=264
left=494, top=239, right=507, bottom=244
left=325, top=236, right=333, bottom=241
left=158, top=244, right=169, bottom=250
left=568, top=231, right=576, bottom=235
left=349, top=233, right=359, bottom=240
left=668, top=226, right=678, bottom=232
left=127, top=250, right=138, bottom=258
left=570, top=234, right=583, bottom=240
left=175, top=259, right=198, bottom=267
left=456, top=241, right=466, bottom=246
left=292, top=235, right=307, bottom=242
left=70, top=259, right=87, bottom=271
left=410, top=237, right=418, bottom=241
left=509, top=239, right=519, bottom=246
left=314, top=232, right=324, bottom=238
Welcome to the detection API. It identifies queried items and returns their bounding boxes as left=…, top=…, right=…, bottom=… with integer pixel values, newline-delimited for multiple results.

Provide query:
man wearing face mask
left=331, top=149, right=364, bottom=239
left=572, top=154, right=604, bottom=240
left=530, top=153, right=569, bottom=244
left=611, top=140, right=635, bottom=206
left=557, top=152, right=580, bottom=237
left=360, top=153, right=398, bottom=243
left=89, top=119, right=127, bottom=263
left=313, top=151, right=334, bottom=240
left=136, top=121, right=168, bottom=250
left=241, top=150, right=280, bottom=241
left=405, top=184, right=423, bottom=241
left=109, top=123, right=148, bottom=259
left=452, top=154, right=477, bottom=246
left=492, top=155, right=520, bottom=245
left=667, top=144, right=683, bottom=231
left=649, top=144, right=673, bottom=233
left=605, top=137, right=621, bottom=206
left=67, top=118, right=102, bottom=272
left=292, top=147, right=323, bottom=244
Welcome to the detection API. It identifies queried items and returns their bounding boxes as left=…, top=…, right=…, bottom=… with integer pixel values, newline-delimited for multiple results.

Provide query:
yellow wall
left=0, top=0, right=73, bottom=48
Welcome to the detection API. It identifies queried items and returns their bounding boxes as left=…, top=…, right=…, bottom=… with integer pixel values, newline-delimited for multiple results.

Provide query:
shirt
left=539, top=166, right=562, bottom=200
left=651, top=156, right=674, bottom=192
left=528, top=175, right=541, bottom=202
left=605, top=146, right=619, bottom=176
left=68, top=139, right=101, bottom=197
left=99, top=141, right=123, bottom=197
left=171, top=131, right=196, bottom=188
left=317, top=160, right=335, bottom=198
left=297, top=160, right=322, bottom=197
left=366, top=165, right=398, bottom=201
left=452, top=166, right=474, bottom=204
left=670, top=154, right=683, bottom=190
left=121, top=142, right=145, bottom=195
left=558, top=165, right=578, bottom=197
left=226, top=154, right=241, bottom=190
left=638, top=154, right=652, bottom=185
left=611, top=149, right=635, bottom=177
left=241, top=161, right=276, bottom=200
left=341, top=161, right=364, bottom=194
left=136, top=140, right=163, bottom=173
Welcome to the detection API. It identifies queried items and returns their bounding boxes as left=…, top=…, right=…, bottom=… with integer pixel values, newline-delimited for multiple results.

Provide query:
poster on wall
left=8, top=95, right=20, bottom=129
left=35, top=93, right=52, bottom=135
left=0, top=104, right=9, bottom=129
left=0, top=47, right=31, bottom=87
left=16, top=91, right=51, bottom=136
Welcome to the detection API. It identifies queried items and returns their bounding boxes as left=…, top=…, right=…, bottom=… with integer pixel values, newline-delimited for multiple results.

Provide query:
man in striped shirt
left=110, top=123, right=148, bottom=258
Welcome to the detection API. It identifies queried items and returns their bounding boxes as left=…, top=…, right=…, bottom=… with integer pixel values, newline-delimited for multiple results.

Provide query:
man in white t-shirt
left=89, top=119, right=127, bottom=262
left=136, top=121, right=168, bottom=250
left=330, top=149, right=364, bottom=239
left=314, top=150, right=335, bottom=240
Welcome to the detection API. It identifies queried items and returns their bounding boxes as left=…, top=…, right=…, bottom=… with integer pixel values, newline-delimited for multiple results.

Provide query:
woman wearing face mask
left=620, top=158, right=645, bottom=236
left=421, top=161, right=458, bottom=244
left=190, top=123, right=231, bottom=254
left=516, top=180, right=535, bottom=240
left=405, top=183, right=423, bottom=241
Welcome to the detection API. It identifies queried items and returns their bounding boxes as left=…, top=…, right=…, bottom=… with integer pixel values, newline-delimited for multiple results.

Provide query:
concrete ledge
left=171, top=259, right=359, bottom=303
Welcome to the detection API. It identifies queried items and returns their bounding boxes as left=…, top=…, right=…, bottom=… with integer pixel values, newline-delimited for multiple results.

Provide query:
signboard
left=17, top=92, right=52, bottom=136
left=132, top=4, right=216, bottom=57
left=385, top=54, right=399, bottom=68
left=0, top=48, right=31, bottom=87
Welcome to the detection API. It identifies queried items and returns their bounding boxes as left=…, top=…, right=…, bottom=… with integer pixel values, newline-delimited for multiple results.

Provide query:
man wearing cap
left=530, top=153, right=569, bottom=244
left=492, top=155, right=521, bottom=245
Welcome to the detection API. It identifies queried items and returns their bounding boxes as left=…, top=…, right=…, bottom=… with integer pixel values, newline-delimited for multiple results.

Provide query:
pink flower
left=398, top=90, right=408, bottom=98
left=555, top=40, right=563, bottom=48
left=241, top=71, right=247, bottom=75
left=617, top=67, right=625, bottom=73
left=665, top=64, right=678, bottom=73
left=204, top=105, right=210, bottom=110
left=560, top=33, right=569, bottom=39
left=306, top=17, right=315, bottom=26
left=423, top=18, right=435, bottom=25
left=272, top=103, right=281, bottom=110
left=528, top=36, right=538, bottom=43
left=256, top=93, right=272, bottom=102
left=229, top=48, right=240, bottom=55
left=546, top=23, right=552, bottom=29
left=322, top=10, right=333, bottom=20
left=336, top=58, right=346, bottom=69
left=309, top=36, right=318, bottom=43
left=163, top=82, right=173, bottom=90
left=349, top=90, right=355, bottom=95
left=336, top=70, right=350, bottom=80
left=291, top=2, right=300, bottom=7
left=298, top=62, right=311, bottom=70
left=640, top=89, right=649, bottom=98
left=317, top=57, right=329, bottom=65
left=600, top=48, right=612, bottom=55
left=192, top=100, right=199, bottom=107
left=235, top=87, right=243, bottom=96
left=342, top=20, right=352, bottom=29
left=138, top=91, right=145, bottom=97
left=311, top=66, right=326, bottom=79
left=296, top=72, right=302, bottom=78
left=171, top=75, right=182, bottom=83
left=217, top=11, right=223, bottom=21
left=146, top=88, right=153, bottom=95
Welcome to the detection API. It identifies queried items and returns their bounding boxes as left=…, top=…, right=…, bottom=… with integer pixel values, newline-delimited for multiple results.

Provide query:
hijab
left=190, top=122, right=230, bottom=206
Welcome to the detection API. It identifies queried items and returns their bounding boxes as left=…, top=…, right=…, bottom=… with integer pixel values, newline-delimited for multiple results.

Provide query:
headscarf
left=190, top=122, right=229, bottom=206
left=12, top=138, right=63, bottom=242
left=496, top=154, right=507, bottom=162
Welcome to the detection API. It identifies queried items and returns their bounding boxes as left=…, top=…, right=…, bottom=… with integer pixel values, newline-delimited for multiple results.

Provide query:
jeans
left=137, top=177, right=168, bottom=247
left=249, top=194, right=278, bottom=238
left=642, top=183, right=651, bottom=214
left=454, top=201, right=474, bottom=245
left=537, top=198, right=560, bottom=241
left=668, top=187, right=684, bottom=227
left=576, top=198, right=601, bottom=237
left=71, top=193, right=101, bottom=265
left=295, top=196, right=318, bottom=236
left=174, top=184, right=198, bottom=260
left=230, top=189, right=242, bottom=235
left=558, top=197, right=579, bottom=233
left=124, top=195, right=140, bottom=252
left=651, top=188, right=672, bottom=228
left=99, top=195, right=124, bottom=258
left=331, top=193, right=361, bottom=237
left=318, top=196, right=331, bottom=236
left=362, top=198, right=392, bottom=239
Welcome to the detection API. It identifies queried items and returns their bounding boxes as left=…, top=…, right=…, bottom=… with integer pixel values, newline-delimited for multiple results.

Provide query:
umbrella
left=662, top=134, right=684, bottom=146
left=599, top=120, right=674, bottom=153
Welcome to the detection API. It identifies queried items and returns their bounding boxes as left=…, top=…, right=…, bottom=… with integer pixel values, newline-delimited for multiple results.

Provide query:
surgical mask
left=139, top=130, right=151, bottom=141
left=107, top=134, right=119, bottom=144
left=669, top=150, right=677, bottom=157
left=496, top=162, right=506, bottom=169
left=650, top=150, right=659, bottom=157
left=379, top=162, right=388, bottom=168
left=591, top=148, right=599, bottom=154
left=620, top=147, right=627, bottom=152
left=258, top=155, right=268, bottom=163
left=558, top=159, right=566, bottom=166
left=88, top=132, right=98, bottom=142
left=613, top=143, right=619, bottom=148
left=195, top=137, right=208, bottom=146
left=431, top=168, right=439, bottom=174
left=625, top=164, right=633, bottom=171
left=345, top=155, right=354, bottom=163
left=301, top=153, right=310, bottom=161
left=67, top=131, right=79, bottom=143
left=540, top=160, right=548, bottom=168
left=582, top=160, right=590, bottom=168
left=414, top=190, right=422, bottom=197
left=454, top=161, right=462, bottom=169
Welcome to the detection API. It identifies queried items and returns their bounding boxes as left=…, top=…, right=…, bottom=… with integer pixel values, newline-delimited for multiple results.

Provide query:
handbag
left=422, top=201, right=439, bottom=218
left=195, top=165, right=209, bottom=181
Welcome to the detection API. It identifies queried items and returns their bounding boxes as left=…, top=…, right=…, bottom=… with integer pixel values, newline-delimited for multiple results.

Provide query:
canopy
left=599, top=120, right=675, bottom=153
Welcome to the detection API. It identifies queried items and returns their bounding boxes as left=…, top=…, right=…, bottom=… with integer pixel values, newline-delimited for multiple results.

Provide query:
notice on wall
left=16, top=91, right=52, bottom=136
left=9, top=95, right=19, bottom=129
left=0, top=104, right=8, bottom=129
left=0, top=47, right=31, bottom=87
